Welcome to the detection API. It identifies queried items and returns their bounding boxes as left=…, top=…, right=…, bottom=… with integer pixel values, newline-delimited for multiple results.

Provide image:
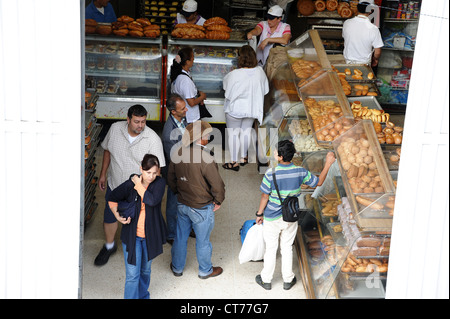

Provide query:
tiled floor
left=81, top=145, right=306, bottom=299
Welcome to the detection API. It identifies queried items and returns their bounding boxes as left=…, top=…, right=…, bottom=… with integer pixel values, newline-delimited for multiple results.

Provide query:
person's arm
left=372, top=47, right=382, bottom=67
left=256, top=193, right=269, bottom=225
left=247, top=24, right=263, bottom=40
left=98, top=149, right=111, bottom=191
left=259, top=32, right=291, bottom=50
left=204, top=163, right=226, bottom=209
left=186, top=91, right=206, bottom=107
left=316, top=152, right=336, bottom=186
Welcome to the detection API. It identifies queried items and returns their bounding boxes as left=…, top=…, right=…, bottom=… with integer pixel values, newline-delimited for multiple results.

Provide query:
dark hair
left=276, top=140, right=296, bottom=162
left=267, top=13, right=282, bottom=21
left=170, top=47, right=194, bottom=83
left=181, top=10, right=195, bottom=18
left=166, top=93, right=184, bottom=113
left=127, top=104, right=148, bottom=119
left=357, top=2, right=370, bottom=14
left=238, top=45, right=258, bottom=68
left=141, top=154, right=160, bottom=171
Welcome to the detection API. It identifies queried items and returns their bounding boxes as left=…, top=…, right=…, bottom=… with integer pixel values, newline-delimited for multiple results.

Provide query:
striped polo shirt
left=260, top=163, right=319, bottom=220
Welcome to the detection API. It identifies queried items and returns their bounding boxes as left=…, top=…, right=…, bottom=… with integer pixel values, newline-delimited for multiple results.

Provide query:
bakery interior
left=81, top=0, right=443, bottom=299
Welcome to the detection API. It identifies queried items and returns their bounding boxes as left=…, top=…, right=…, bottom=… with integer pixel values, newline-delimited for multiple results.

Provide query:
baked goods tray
left=332, top=64, right=376, bottom=82
left=326, top=222, right=347, bottom=246
left=347, top=96, right=382, bottom=111
left=347, top=82, right=381, bottom=97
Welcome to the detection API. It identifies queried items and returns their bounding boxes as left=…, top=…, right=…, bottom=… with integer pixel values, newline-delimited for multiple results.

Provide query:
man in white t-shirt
left=342, top=0, right=384, bottom=66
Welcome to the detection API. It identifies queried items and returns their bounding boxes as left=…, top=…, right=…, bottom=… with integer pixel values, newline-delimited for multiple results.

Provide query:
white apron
left=256, top=21, right=289, bottom=66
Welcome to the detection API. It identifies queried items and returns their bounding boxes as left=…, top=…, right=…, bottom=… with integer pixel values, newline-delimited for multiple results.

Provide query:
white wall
left=386, top=0, right=449, bottom=299
left=0, top=0, right=82, bottom=298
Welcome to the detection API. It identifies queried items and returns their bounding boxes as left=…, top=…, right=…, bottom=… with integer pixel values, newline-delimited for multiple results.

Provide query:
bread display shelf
left=299, top=71, right=355, bottom=147
left=332, top=120, right=395, bottom=231
left=332, top=64, right=377, bottom=83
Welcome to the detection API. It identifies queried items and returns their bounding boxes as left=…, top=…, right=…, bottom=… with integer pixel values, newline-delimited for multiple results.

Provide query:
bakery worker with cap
left=85, top=0, right=117, bottom=23
left=342, top=0, right=383, bottom=66
left=174, top=0, right=206, bottom=26
left=247, top=5, right=292, bottom=67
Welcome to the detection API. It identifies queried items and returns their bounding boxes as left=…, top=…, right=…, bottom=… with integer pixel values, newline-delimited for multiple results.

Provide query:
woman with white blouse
left=222, top=45, right=269, bottom=171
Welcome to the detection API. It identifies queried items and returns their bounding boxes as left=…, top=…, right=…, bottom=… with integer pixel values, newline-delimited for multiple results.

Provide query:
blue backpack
left=239, top=219, right=256, bottom=244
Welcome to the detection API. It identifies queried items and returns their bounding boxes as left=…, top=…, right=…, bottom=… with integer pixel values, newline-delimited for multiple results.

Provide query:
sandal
left=239, top=157, right=249, bottom=166
left=222, top=162, right=240, bottom=171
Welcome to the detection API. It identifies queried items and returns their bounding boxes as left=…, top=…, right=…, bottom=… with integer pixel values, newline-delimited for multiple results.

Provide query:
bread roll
left=206, top=30, right=230, bottom=40
left=86, top=25, right=97, bottom=34
left=144, top=29, right=160, bottom=37
left=297, top=0, right=315, bottom=16
left=85, top=19, right=98, bottom=27
left=136, top=18, right=151, bottom=26
left=326, top=0, right=338, bottom=11
left=203, top=17, right=227, bottom=27
left=315, top=0, right=326, bottom=11
left=128, top=21, right=144, bottom=31
left=118, top=15, right=134, bottom=23
left=96, top=24, right=112, bottom=35
left=144, top=24, right=160, bottom=31
left=113, top=29, right=129, bottom=36
left=129, top=30, right=144, bottom=37
left=206, top=24, right=231, bottom=32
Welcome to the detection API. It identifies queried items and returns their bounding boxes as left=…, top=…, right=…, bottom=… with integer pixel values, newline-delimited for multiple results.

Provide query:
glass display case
left=295, top=178, right=390, bottom=299
left=332, top=120, right=396, bottom=231
left=166, top=37, right=247, bottom=124
left=286, top=29, right=331, bottom=90
left=258, top=60, right=327, bottom=170
left=299, top=71, right=355, bottom=148
left=85, top=35, right=163, bottom=120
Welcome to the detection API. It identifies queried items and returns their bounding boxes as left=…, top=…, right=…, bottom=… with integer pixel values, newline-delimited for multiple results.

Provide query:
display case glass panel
left=166, top=37, right=247, bottom=100
left=332, top=120, right=396, bottom=230
left=299, top=71, right=355, bottom=147
left=85, top=35, right=162, bottom=98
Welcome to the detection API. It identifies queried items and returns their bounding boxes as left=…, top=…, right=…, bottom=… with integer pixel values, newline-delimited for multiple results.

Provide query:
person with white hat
left=174, top=0, right=206, bottom=26
left=268, top=0, right=294, bottom=23
left=246, top=5, right=292, bottom=67
left=342, top=0, right=383, bottom=66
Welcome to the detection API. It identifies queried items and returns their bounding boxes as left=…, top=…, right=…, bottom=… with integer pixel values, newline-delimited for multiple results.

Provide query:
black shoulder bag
left=272, top=168, right=301, bottom=222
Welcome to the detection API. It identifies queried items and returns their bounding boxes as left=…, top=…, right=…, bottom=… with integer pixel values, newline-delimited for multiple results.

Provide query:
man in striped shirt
left=255, top=140, right=335, bottom=290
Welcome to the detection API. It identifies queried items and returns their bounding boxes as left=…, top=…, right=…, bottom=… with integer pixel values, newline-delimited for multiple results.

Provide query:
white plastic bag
left=238, top=224, right=265, bottom=264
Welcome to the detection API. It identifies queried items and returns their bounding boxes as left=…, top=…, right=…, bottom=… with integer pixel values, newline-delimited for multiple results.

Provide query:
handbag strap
left=272, top=168, right=283, bottom=203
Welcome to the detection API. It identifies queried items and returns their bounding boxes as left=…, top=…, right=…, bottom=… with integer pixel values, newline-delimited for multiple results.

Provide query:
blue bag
left=239, top=219, right=257, bottom=244
left=117, top=195, right=138, bottom=219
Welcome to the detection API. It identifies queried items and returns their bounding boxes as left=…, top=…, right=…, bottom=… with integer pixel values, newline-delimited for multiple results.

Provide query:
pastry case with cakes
left=166, top=36, right=247, bottom=124
left=85, top=35, right=163, bottom=120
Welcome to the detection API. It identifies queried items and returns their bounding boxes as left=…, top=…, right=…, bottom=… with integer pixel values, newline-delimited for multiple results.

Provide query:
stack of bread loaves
left=85, top=16, right=160, bottom=38
left=171, top=17, right=231, bottom=40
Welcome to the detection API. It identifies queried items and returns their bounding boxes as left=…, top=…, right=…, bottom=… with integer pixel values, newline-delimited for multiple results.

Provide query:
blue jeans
left=171, top=202, right=215, bottom=277
left=122, top=238, right=152, bottom=299
left=166, top=187, right=178, bottom=240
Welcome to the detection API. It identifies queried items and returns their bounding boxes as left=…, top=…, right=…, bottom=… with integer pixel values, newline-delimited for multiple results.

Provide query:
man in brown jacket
left=168, top=121, right=225, bottom=279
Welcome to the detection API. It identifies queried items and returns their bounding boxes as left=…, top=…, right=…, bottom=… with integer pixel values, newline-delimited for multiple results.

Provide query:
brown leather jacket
left=167, top=144, right=225, bottom=209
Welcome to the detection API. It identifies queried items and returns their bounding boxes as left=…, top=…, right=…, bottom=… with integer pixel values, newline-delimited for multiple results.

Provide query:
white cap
left=359, top=0, right=374, bottom=4
left=268, top=5, right=283, bottom=17
left=182, top=0, right=198, bottom=13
